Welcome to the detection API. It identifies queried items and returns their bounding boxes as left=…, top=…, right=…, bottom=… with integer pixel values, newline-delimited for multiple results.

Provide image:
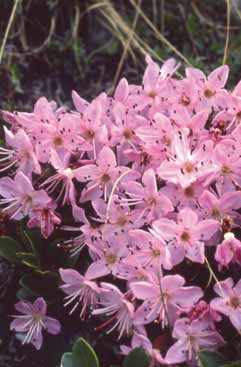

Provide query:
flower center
left=211, top=207, right=220, bottom=219
left=64, top=168, right=73, bottom=178
left=184, top=186, right=194, bottom=197
left=236, top=111, right=241, bottom=119
left=148, top=90, right=157, bottom=98
left=221, top=165, right=232, bottom=175
left=83, top=129, right=95, bottom=140
left=183, top=162, right=194, bottom=173
left=152, top=249, right=161, bottom=257
left=162, top=136, right=171, bottom=146
left=53, top=136, right=64, bottom=147
left=181, top=231, right=190, bottom=242
left=230, top=296, right=240, bottom=309
left=148, top=197, right=157, bottom=206
left=117, top=215, right=127, bottom=226
left=204, top=89, right=216, bottom=98
left=181, top=95, right=191, bottom=106
left=105, top=253, right=117, bottom=265
left=101, top=173, right=111, bottom=183
left=123, top=129, right=134, bottom=140
left=33, top=312, right=42, bottom=322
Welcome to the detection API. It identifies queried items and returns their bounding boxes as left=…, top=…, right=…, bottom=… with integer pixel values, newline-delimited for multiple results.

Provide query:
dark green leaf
left=221, top=361, right=241, bottom=367
left=72, top=337, right=99, bottom=367
left=19, top=272, right=59, bottom=300
left=0, top=236, right=22, bottom=262
left=16, top=252, right=39, bottom=268
left=123, top=347, right=149, bottom=367
left=199, top=350, right=227, bottom=367
left=61, top=352, right=74, bottom=367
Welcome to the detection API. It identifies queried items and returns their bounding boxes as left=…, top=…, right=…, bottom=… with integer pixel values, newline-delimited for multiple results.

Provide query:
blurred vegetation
left=0, top=1, right=241, bottom=366
left=0, top=0, right=241, bottom=111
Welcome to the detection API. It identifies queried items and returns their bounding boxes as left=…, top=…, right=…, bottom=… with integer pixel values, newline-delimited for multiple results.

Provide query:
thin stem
left=0, top=0, right=21, bottom=63
left=223, top=0, right=231, bottom=65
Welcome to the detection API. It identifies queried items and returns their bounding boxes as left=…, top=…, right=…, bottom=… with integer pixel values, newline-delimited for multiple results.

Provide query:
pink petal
left=10, top=317, right=32, bottom=332
left=85, top=260, right=110, bottom=279
left=207, top=65, right=229, bottom=90
left=130, top=281, right=159, bottom=300
left=114, top=78, right=129, bottom=102
left=72, top=90, right=88, bottom=112
left=44, top=316, right=61, bottom=335
left=74, top=164, right=98, bottom=182
left=97, top=146, right=117, bottom=170
left=59, top=268, right=84, bottom=284
left=15, top=300, right=33, bottom=315
left=165, top=339, right=188, bottom=364
left=33, top=298, right=47, bottom=316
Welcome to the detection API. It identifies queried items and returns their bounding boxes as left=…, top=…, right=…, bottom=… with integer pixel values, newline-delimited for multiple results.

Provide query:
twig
left=128, top=0, right=192, bottom=66
left=0, top=0, right=21, bottom=64
left=223, top=0, right=231, bottom=65
left=111, top=0, right=142, bottom=93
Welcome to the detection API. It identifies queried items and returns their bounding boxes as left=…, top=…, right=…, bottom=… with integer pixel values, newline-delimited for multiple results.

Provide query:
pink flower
left=152, top=208, right=219, bottom=263
left=211, top=278, right=241, bottom=331
left=157, top=131, right=215, bottom=188
left=205, top=139, right=241, bottom=192
left=128, top=229, right=174, bottom=270
left=131, top=274, right=203, bottom=326
left=199, top=189, right=241, bottom=222
left=85, top=235, right=128, bottom=279
left=121, top=168, right=173, bottom=223
left=0, top=171, right=50, bottom=220
left=27, top=199, right=61, bottom=238
left=120, top=326, right=164, bottom=365
left=72, top=93, right=108, bottom=156
left=165, top=317, right=224, bottom=364
left=215, top=232, right=241, bottom=269
left=0, top=126, right=41, bottom=176
left=75, top=146, right=134, bottom=201
left=111, top=102, right=146, bottom=147
left=93, top=282, right=134, bottom=338
left=186, top=65, right=229, bottom=110
left=10, top=297, right=61, bottom=350
left=59, top=268, right=100, bottom=318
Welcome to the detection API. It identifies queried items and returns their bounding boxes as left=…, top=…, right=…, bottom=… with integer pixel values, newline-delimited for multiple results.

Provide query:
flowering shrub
left=0, top=55, right=241, bottom=366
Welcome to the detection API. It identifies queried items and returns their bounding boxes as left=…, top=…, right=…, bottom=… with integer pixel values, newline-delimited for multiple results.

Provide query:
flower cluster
left=1, top=56, right=241, bottom=364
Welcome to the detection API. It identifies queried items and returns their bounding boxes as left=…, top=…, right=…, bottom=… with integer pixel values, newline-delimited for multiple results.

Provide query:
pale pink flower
left=93, top=282, right=134, bottom=338
left=131, top=274, right=203, bottom=326
left=128, top=229, right=174, bottom=270
left=186, top=65, right=229, bottom=110
left=0, top=171, right=50, bottom=220
left=59, top=268, right=100, bottom=318
left=152, top=208, right=219, bottom=263
left=215, top=232, right=241, bottom=269
left=75, top=146, right=133, bottom=201
left=121, top=168, right=173, bottom=223
left=27, top=199, right=61, bottom=238
left=199, top=189, right=241, bottom=222
left=165, top=317, right=224, bottom=365
left=211, top=278, right=241, bottom=331
left=0, top=126, right=41, bottom=176
left=10, top=297, right=61, bottom=350
left=157, top=131, right=215, bottom=188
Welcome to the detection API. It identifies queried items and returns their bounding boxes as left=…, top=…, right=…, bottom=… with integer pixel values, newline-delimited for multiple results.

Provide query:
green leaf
left=221, top=361, right=241, bottom=367
left=123, top=347, right=149, bottom=367
left=72, top=337, right=99, bottom=367
left=199, top=350, right=227, bottom=367
left=16, top=252, right=39, bottom=269
left=61, top=352, right=74, bottom=367
left=16, top=287, right=36, bottom=300
left=19, top=272, right=59, bottom=301
left=0, top=236, right=22, bottom=262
